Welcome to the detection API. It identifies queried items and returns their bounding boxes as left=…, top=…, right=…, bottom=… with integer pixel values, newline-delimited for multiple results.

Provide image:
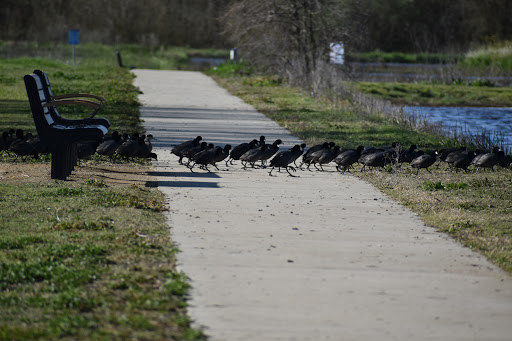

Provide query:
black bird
left=472, top=148, right=503, bottom=172
left=115, top=133, right=141, bottom=161
left=8, top=130, right=38, bottom=161
left=499, top=153, right=512, bottom=168
left=97, top=131, right=124, bottom=160
left=269, top=144, right=302, bottom=177
left=334, top=145, right=364, bottom=173
left=277, top=143, right=307, bottom=168
left=410, top=151, right=436, bottom=175
left=227, top=139, right=259, bottom=165
left=172, top=136, right=202, bottom=164
left=182, top=141, right=209, bottom=164
left=189, top=144, right=230, bottom=170
left=437, top=146, right=466, bottom=167
left=398, top=144, right=419, bottom=163
left=77, top=141, right=99, bottom=161
left=309, top=145, right=341, bottom=171
left=189, top=147, right=225, bottom=172
left=451, top=150, right=477, bottom=172
left=257, top=135, right=266, bottom=147
left=136, top=136, right=158, bottom=160
left=145, top=134, right=154, bottom=152
left=301, top=142, right=332, bottom=168
left=0, top=131, right=10, bottom=154
left=212, top=144, right=232, bottom=168
left=303, top=142, right=333, bottom=158
left=359, top=151, right=389, bottom=171
left=444, top=149, right=478, bottom=171
left=240, top=144, right=268, bottom=169
left=258, top=139, right=282, bottom=166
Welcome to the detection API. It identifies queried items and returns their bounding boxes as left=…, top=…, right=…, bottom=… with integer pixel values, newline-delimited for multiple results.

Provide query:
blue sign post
left=68, top=29, right=79, bottom=65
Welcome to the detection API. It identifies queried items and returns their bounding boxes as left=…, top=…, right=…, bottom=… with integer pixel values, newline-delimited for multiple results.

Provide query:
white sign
left=330, top=42, right=344, bottom=65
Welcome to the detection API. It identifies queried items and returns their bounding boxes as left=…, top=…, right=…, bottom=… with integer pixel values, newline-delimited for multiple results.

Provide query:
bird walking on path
left=172, top=136, right=202, bottom=164
left=240, top=144, right=268, bottom=169
left=227, top=139, right=259, bottom=165
left=334, top=145, right=364, bottom=173
left=269, top=144, right=302, bottom=177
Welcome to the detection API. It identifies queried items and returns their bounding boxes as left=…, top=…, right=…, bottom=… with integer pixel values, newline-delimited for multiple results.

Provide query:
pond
left=403, top=106, right=512, bottom=151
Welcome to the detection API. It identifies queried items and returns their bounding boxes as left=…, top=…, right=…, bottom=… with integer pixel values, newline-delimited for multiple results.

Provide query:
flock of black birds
left=0, top=129, right=157, bottom=163
left=171, top=135, right=512, bottom=177
left=4, top=129, right=511, bottom=177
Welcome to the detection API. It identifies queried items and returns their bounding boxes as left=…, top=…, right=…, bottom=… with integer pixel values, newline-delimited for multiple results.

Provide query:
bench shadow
left=147, top=170, right=221, bottom=188
left=149, top=170, right=221, bottom=178
left=150, top=180, right=219, bottom=188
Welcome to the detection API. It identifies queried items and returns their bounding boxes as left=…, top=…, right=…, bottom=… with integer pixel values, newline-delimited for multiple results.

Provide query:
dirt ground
left=0, top=160, right=154, bottom=186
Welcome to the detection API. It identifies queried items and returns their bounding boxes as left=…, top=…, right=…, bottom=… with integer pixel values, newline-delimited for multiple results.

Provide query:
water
left=403, top=106, right=512, bottom=150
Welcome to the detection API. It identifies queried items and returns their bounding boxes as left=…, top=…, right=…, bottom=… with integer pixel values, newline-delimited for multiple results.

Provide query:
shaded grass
left=0, top=179, right=204, bottom=340
left=211, top=74, right=512, bottom=273
left=354, top=81, right=512, bottom=107
left=0, top=57, right=142, bottom=134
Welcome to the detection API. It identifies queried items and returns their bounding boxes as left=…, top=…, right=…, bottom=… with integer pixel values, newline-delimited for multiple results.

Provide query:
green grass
left=354, top=81, right=512, bottom=107
left=0, top=180, right=204, bottom=340
left=347, top=51, right=462, bottom=64
left=0, top=57, right=142, bottom=134
left=462, top=42, right=512, bottom=72
left=0, top=54, right=204, bottom=339
left=210, top=72, right=512, bottom=274
left=0, top=41, right=229, bottom=70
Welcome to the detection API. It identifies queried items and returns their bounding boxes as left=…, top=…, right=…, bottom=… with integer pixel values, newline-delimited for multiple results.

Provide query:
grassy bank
left=0, top=57, right=203, bottom=340
left=210, top=71, right=512, bottom=274
left=354, top=81, right=512, bottom=107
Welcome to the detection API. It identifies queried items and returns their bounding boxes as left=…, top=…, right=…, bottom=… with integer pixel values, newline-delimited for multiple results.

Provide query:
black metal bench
left=24, top=71, right=110, bottom=180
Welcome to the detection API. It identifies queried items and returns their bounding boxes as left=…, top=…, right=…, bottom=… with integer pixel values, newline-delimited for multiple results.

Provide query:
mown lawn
left=0, top=57, right=204, bottom=340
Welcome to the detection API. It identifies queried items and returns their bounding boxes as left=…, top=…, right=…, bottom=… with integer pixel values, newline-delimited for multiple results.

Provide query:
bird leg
left=286, top=166, right=298, bottom=177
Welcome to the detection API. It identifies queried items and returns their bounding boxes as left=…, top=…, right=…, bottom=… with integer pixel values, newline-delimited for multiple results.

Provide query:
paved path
left=133, top=69, right=512, bottom=341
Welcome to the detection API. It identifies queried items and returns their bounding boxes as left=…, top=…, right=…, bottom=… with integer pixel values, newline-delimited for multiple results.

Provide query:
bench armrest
left=53, top=93, right=105, bottom=103
left=43, top=99, right=102, bottom=118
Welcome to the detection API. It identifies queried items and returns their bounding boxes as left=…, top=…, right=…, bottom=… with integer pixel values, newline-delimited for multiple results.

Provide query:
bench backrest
left=24, top=73, right=55, bottom=144
left=33, top=69, right=66, bottom=122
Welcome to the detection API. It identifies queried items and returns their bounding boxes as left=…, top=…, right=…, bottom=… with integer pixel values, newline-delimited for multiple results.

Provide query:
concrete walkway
left=133, top=69, right=512, bottom=341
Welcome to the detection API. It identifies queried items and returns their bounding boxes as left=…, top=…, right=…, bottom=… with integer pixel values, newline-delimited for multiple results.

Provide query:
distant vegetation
left=462, top=41, right=512, bottom=72
left=0, top=41, right=229, bottom=70
left=346, top=51, right=463, bottom=64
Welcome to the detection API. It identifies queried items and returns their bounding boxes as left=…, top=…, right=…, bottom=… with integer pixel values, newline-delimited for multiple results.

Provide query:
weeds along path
left=132, top=69, right=512, bottom=341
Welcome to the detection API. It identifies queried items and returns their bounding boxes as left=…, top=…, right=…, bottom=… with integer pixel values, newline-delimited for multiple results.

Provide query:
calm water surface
left=403, top=106, right=512, bottom=148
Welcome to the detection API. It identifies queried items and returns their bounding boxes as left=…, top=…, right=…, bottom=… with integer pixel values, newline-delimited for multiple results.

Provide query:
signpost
left=68, top=29, right=79, bottom=65
left=329, top=42, right=344, bottom=65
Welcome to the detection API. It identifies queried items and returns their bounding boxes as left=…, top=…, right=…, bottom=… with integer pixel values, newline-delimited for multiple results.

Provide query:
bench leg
left=51, top=144, right=76, bottom=180
left=51, top=146, right=68, bottom=180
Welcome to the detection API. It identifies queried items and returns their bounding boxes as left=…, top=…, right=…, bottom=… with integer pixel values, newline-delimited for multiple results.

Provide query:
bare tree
left=221, top=0, right=347, bottom=84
